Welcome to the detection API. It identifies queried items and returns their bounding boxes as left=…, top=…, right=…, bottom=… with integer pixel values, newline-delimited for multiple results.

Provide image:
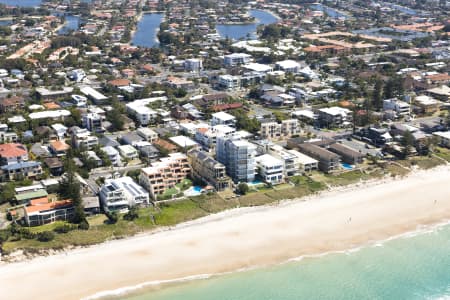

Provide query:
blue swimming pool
left=341, top=163, right=353, bottom=170
left=248, top=180, right=263, bottom=186
left=193, top=186, right=203, bottom=192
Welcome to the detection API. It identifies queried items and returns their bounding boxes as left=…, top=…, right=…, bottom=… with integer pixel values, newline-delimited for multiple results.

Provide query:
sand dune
left=1, top=166, right=450, bottom=300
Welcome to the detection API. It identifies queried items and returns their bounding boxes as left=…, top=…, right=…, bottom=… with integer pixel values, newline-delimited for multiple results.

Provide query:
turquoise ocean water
left=110, top=223, right=450, bottom=300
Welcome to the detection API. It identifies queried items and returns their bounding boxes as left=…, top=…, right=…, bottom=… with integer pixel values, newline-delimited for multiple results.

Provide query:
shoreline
left=1, top=165, right=450, bottom=300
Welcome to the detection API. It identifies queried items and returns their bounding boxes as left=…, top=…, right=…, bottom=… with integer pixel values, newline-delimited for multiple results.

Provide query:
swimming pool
left=184, top=186, right=203, bottom=197
left=341, top=163, right=353, bottom=170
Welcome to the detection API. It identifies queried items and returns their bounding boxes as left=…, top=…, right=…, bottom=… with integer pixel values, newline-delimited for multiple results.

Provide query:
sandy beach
left=1, top=166, right=450, bottom=300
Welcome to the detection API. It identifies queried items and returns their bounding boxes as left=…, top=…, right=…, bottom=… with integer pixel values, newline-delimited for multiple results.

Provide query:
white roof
left=8, top=115, right=26, bottom=123
left=292, top=109, right=315, bottom=119
left=80, top=86, right=108, bottom=101
left=287, top=150, right=319, bottom=165
left=433, top=131, right=450, bottom=140
left=212, top=111, right=235, bottom=121
left=29, top=110, right=71, bottom=120
left=243, top=63, right=272, bottom=73
left=102, top=146, right=119, bottom=155
left=118, top=145, right=138, bottom=154
left=170, top=136, right=198, bottom=147
left=256, top=154, right=283, bottom=168
left=51, top=123, right=68, bottom=131
left=319, top=106, right=350, bottom=116
left=276, top=60, right=300, bottom=69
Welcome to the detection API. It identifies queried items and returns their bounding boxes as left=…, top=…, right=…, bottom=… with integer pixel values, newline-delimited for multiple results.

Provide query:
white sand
left=1, top=166, right=450, bottom=300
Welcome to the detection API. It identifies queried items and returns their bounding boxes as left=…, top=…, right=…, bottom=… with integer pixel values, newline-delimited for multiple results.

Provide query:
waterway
left=310, top=3, right=348, bottom=19
left=216, top=9, right=279, bottom=41
left=0, top=0, right=42, bottom=7
left=131, top=13, right=164, bottom=48
left=58, top=14, right=80, bottom=35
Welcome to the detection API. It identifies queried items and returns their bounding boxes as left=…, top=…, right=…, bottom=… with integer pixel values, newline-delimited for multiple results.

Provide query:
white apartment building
left=118, top=145, right=139, bottom=160
left=255, top=154, right=284, bottom=185
left=102, top=146, right=121, bottom=166
left=136, top=127, right=159, bottom=143
left=260, top=119, right=300, bottom=140
left=211, top=111, right=236, bottom=127
left=383, top=98, right=411, bottom=117
left=126, top=97, right=167, bottom=125
left=223, top=53, right=252, bottom=66
left=71, top=127, right=98, bottom=149
left=218, top=75, right=241, bottom=90
left=287, top=149, right=319, bottom=172
left=184, top=58, right=203, bottom=72
left=99, top=176, right=149, bottom=210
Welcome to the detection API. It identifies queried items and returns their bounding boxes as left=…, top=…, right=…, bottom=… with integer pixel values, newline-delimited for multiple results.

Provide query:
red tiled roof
left=50, top=140, right=70, bottom=152
left=0, top=143, right=28, bottom=158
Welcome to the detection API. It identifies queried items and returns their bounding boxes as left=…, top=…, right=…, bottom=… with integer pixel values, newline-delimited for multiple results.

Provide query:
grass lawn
left=434, top=147, right=450, bottom=162
left=175, top=178, right=193, bottom=191
left=153, top=199, right=208, bottom=226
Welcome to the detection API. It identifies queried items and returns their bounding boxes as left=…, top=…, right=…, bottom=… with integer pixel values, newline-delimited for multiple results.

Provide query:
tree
left=372, top=79, right=383, bottom=110
left=37, top=231, right=55, bottom=242
left=106, top=211, right=119, bottom=224
left=59, top=152, right=85, bottom=224
left=123, top=206, right=139, bottom=221
left=401, top=131, right=414, bottom=158
left=237, top=183, right=249, bottom=195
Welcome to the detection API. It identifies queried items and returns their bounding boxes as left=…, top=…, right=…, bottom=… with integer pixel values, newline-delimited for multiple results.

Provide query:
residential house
left=19, top=197, right=74, bottom=226
left=0, top=143, right=29, bottom=165
left=136, top=127, right=159, bottom=143
left=118, top=145, right=139, bottom=160
left=102, top=146, right=121, bottom=166
left=1, top=161, right=43, bottom=181
left=44, top=157, right=64, bottom=176
left=0, top=96, right=25, bottom=112
left=49, top=140, right=70, bottom=157
left=71, top=127, right=98, bottom=149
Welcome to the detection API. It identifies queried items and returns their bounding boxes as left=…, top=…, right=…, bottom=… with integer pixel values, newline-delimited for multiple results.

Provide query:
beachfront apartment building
left=139, top=153, right=191, bottom=200
left=255, top=154, right=284, bottom=185
left=223, top=53, right=252, bottom=66
left=99, top=176, right=149, bottom=211
left=265, top=143, right=298, bottom=176
left=287, top=149, right=319, bottom=173
left=216, top=136, right=257, bottom=183
left=297, top=143, right=340, bottom=173
left=187, top=149, right=231, bottom=191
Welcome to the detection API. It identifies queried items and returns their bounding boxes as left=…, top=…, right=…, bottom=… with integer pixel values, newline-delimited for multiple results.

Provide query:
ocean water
left=114, top=223, right=450, bottom=300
